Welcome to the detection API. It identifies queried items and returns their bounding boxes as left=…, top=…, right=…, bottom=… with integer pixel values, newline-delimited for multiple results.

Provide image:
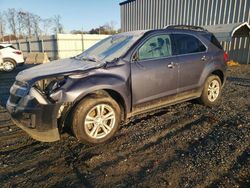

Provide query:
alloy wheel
left=3, top=61, right=15, bottom=72
left=84, top=104, right=116, bottom=139
left=207, top=80, right=220, bottom=102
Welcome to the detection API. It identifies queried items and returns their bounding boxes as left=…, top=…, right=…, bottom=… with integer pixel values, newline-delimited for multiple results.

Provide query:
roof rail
left=164, top=25, right=207, bottom=31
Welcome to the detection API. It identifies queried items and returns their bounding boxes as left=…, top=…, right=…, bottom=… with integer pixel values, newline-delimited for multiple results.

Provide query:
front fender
left=53, top=73, right=131, bottom=114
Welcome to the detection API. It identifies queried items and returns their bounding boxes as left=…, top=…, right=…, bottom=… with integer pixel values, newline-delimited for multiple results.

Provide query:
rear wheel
left=199, top=75, right=222, bottom=107
left=72, top=95, right=121, bottom=145
left=3, top=59, right=16, bottom=72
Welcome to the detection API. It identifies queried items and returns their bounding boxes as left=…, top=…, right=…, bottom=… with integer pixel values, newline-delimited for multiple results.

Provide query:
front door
left=131, top=34, right=178, bottom=106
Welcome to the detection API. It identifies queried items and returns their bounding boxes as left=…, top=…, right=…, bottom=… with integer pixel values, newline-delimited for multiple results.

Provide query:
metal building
left=120, top=0, right=250, bottom=64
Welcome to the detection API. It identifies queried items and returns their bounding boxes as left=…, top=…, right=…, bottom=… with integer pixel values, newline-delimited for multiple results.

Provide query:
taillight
left=13, top=51, right=22, bottom=55
left=223, top=52, right=229, bottom=62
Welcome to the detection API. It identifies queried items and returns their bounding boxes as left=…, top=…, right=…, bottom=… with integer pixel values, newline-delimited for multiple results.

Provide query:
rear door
left=172, top=33, right=208, bottom=93
left=131, top=33, right=178, bottom=105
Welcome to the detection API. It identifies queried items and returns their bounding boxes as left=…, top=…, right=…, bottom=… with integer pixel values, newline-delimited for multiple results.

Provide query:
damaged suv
left=7, top=25, right=227, bottom=144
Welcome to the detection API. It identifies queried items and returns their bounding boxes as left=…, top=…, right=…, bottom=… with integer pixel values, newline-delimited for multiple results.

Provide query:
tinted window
left=138, top=34, right=173, bottom=60
left=0, top=45, right=4, bottom=50
left=202, top=34, right=223, bottom=49
left=173, top=34, right=206, bottom=55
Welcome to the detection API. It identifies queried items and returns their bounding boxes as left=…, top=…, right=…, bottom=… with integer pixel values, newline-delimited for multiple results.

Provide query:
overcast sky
left=0, top=0, right=122, bottom=32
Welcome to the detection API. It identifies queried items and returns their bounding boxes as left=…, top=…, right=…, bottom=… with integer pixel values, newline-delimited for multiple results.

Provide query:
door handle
left=168, top=62, right=175, bottom=68
left=201, top=55, right=207, bottom=61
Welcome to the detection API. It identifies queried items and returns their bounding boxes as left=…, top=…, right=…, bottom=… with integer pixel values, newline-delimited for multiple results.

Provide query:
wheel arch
left=62, top=88, right=127, bottom=131
left=3, top=57, right=17, bottom=65
left=211, top=69, right=224, bottom=85
left=104, top=89, right=127, bottom=121
left=74, top=89, right=127, bottom=120
left=79, top=89, right=127, bottom=121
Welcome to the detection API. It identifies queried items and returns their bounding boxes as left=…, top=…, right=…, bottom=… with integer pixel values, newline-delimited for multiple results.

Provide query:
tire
left=199, top=75, right=222, bottom=107
left=72, top=95, right=121, bottom=145
left=3, top=59, right=16, bottom=72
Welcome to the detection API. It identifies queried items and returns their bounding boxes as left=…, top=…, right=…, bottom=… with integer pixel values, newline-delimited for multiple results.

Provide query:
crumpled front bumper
left=6, top=82, right=62, bottom=142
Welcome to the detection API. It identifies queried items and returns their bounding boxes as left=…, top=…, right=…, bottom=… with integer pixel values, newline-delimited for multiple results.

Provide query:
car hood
left=16, top=58, right=105, bottom=84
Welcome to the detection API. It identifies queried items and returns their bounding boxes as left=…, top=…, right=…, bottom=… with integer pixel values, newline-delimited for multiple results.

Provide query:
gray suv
left=7, top=25, right=227, bottom=145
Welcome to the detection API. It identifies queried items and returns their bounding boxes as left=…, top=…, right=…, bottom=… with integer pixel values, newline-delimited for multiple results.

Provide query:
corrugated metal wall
left=120, top=0, right=250, bottom=64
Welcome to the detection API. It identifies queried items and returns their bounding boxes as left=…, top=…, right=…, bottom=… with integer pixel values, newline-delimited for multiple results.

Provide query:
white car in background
left=0, top=43, right=24, bottom=72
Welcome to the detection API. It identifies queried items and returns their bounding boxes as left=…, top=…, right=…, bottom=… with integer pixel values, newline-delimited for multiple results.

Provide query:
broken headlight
left=29, top=87, right=49, bottom=104
left=44, top=77, right=67, bottom=95
left=33, top=77, right=67, bottom=103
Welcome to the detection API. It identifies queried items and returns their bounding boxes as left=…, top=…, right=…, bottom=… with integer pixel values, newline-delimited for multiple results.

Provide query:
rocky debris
left=0, top=65, right=249, bottom=187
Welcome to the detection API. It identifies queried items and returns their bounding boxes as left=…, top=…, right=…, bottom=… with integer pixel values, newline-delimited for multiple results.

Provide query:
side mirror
left=132, top=52, right=139, bottom=62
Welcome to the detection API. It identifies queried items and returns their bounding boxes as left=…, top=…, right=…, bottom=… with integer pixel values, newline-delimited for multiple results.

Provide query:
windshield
left=75, top=32, right=145, bottom=62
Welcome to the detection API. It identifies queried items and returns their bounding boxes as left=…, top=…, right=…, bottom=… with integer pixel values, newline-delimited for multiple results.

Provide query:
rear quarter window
left=202, top=34, right=223, bottom=50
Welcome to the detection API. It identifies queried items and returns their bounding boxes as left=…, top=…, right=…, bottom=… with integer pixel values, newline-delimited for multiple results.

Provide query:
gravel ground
left=0, top=64, right=249, bottom=188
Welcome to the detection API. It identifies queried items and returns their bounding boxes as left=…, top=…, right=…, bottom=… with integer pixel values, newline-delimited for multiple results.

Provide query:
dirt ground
left=0, top=64, right=249, bottom=188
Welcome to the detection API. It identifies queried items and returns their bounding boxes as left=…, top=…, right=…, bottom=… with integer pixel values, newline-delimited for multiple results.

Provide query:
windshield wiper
left=71, top=55, right=101, bottom=63
left=72, top=55, right=114, bottom=65
left=82, top=56, right=100, bottom=62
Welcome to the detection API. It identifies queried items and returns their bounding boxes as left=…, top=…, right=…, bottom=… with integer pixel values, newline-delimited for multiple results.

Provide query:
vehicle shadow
left=227, top=76, right=250, bottom=87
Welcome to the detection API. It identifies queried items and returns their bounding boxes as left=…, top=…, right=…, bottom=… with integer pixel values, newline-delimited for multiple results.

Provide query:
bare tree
left=5, top=8, right=18, bottom=37
left=70, top=30, right=87, bottom=34
left=17, top=11, right=27, bottom=36
left=53, top=15, right=64, bottom=34
left=17, top=11, right=42, bottom=38
left=108, top=20, right=117, bottom=31
left=0, top=12, right=6, bottom=41
left=18, top=11, right=33, bottom=37
left=31, top=14, right=42, bottom=37
left=41, top=18, right=53, bottom=36
left=2, top=8, right=64, bottom=37
left=102, top=20, right=117, bottom=34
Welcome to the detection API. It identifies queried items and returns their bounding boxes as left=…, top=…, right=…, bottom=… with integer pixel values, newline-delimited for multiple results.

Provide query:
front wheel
left=72, top=95, right=121, bottom=145
left=199, top=75, right=222, bottom=107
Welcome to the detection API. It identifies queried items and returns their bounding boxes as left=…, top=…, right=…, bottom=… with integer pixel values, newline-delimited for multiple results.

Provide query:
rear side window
left=173, top=34, right=206, bottom=55
left=0, top=45, right=4, bottom=50
left=202, top=34, right=223, bottom=49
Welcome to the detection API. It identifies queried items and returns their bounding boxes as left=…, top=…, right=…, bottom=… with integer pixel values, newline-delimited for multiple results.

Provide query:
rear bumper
left=6, top=90, right=62, bottom=142
left=17, top=62, right=24, bottom=66
left=14, top=55, right=25, bottom=65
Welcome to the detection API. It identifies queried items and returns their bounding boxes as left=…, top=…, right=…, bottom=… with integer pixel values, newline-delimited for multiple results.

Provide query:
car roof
left=143, top=25, right=212, bottom=35
left=117, top=30, right=150, bottom=38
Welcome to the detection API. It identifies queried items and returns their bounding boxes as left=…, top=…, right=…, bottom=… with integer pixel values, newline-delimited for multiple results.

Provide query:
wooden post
left=41, top=39, right=44, bottom=53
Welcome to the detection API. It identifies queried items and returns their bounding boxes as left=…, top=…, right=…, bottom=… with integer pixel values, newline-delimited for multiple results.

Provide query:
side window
left=210, top=35, right=223, bottom=49
left=173, top=34, right=206, bottom=55
left=202, top=33, right=223, bottom=49
left=138, top=34, right=173, bottom=60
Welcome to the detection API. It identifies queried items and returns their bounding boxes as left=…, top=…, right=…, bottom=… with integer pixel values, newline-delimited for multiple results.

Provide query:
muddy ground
left=0, top=64, right=249, bottom=188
